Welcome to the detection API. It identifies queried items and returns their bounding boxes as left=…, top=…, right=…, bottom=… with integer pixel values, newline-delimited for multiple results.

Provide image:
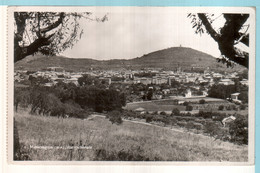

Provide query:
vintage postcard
left=6, top=6, right=255, bottom=166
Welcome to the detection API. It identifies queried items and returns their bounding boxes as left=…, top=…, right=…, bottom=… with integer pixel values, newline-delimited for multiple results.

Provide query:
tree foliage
left=188, top=13, right=249, bottom=68
left=14, top=12, right=107, bottom=63
left=229, top=115, right=248, bottom=145
left=14, top=79, right=126, bottom=117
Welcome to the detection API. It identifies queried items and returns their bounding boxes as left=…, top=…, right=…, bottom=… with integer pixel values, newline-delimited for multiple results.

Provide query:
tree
left=14, top=12, right=107, bottom=63
left=229, top=115, right=248, bottom=144
left=147, top=90, right=153, bottom=100
left=78, top=74, right=100, bottom=86
left=188, top=13, right=249, bottom=68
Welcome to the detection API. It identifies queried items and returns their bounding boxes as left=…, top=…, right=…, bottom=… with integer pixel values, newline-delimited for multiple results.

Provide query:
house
left=240, top=79, right=248, bottom=86
left=212, top=73, right=223, bottom=78
left=66, top=77, right=79, bottom=86
left=47, top=67, right=64, bottom=72
left=153, top=94, right=163, bottom=100
left=231, top=93, right=240, bottom=100
left=222, top=116, right=236, bottom=127
left=185, top=89, right=192, bottom=98
left=162, top=89, right=170, bottom=95
left=135, top=107, right=146, bottom=114
left=231, top=93, right=242, bottom=103
left=219, top=79, right=235, bottom=85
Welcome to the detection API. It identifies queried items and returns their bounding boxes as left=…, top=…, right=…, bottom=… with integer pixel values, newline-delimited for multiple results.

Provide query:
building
left=231, top=93, right=240, bottom=100
left=240, top=79, right=248, bottom=86
left=222, top=116, right=236, bottom=127
left=185, top=89, right=192, bottom=98
left=219, top=79, right=235, bottom=85
left=230, top=93, right=242, bottom=103
left=47, top=67, right=64, bottom=72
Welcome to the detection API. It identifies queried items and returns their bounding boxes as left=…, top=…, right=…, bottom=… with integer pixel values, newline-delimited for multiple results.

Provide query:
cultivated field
left=14, top=109, right=248, bottom=161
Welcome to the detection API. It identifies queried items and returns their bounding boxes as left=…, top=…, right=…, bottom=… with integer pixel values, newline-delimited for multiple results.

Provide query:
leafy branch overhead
left=188, top=13, right=249, bottom=68
left=14, top=12, right=108, bottom=63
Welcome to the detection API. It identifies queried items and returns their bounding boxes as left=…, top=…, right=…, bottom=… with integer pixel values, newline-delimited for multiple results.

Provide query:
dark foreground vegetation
left=14, top=80, right=126, bottom=119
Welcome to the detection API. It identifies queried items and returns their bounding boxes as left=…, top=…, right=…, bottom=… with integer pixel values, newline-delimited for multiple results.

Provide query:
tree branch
left=14, top=34, right=54, bottom=63
left=198, top=13, right=249, bottom=68
left=236, top=33, right=249, bottom=46
left=198, top=13, right=220, bottom=41
left=40, top=13, right=65, bottom=34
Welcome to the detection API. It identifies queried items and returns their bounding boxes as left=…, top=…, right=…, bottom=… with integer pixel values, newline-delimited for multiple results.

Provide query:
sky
left=62, top=11, right=223, bottom=60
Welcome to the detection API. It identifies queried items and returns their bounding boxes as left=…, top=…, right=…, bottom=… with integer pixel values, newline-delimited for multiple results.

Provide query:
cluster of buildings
left=14, top=66, right=248, bottom=94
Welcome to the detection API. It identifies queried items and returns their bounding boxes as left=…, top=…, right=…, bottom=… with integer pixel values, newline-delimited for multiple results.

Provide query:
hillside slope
left=14, top=47, right=245, bottom=72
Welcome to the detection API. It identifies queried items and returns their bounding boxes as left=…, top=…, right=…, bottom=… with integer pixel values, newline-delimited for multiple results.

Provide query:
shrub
left=183, top=101, right=189, bottom=106
left=199, top=99, right=206, bottom=104
left=185, top=105, right=193, bottom=111
left=172, top=108, right=180, bottom=116
left=160, top=111, right=167, bottom=115
left=197, top=111, right=212, bottom=119
left=107, top=110, right=123, bottom=125
left=123, top=110, right=137, bottom=118
left=218, top=105, right=224, bottom=111
left=145, top=115, right=153, bottom=123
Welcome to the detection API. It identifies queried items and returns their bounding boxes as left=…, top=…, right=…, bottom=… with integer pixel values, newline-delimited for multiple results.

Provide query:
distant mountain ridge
left=14, top=47, right=245, bottom=72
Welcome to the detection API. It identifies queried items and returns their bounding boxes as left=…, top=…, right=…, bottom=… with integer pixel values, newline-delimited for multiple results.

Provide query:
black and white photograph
left=8, top=6, right=255, bottom=163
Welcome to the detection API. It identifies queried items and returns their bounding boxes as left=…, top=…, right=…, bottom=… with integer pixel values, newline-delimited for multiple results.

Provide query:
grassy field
left=14, top=109, right=248, bottom=161
left=125, top=101, right=186, bottom=112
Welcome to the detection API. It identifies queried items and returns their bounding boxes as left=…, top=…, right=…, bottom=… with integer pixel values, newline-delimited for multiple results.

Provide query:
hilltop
left=14, top=47, right=245, bottom=72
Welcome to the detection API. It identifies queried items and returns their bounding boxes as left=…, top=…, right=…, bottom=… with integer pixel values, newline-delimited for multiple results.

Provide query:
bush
left=197, top=111, right=213, bottom=119
left=160, top=111, right=167, bottom=115
left=107, top=110, right=123, bottom=125
left=199, top=99, right=206, bottom=104
left=172, top=108, right=180, bottom=116
left=145, top=115, right=153, bottom=123
left=185, top=105, right=193, bottom=111
left=218, top=105, right=224, bottom=111
left=183, top=101, right=189, bottom=106
left=123, top=110, right=137, bottom=118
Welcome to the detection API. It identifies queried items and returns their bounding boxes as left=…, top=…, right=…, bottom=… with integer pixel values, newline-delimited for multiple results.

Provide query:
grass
left=14, top=109, right=248, bottom=161
left=125, top=101, right=186, bottom=112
